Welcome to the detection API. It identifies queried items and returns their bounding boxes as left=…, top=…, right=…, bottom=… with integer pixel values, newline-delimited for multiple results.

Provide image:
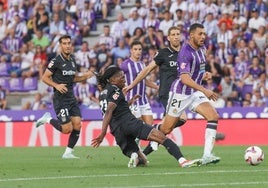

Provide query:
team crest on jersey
left=180, top=62, right=186, bottom=69
left=48, top=60, right=54, bottom=68
left=112, top=92, right=120, bottom=100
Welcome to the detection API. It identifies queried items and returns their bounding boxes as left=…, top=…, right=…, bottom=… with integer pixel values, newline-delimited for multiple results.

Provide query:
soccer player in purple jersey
left=165, top=23, right=220, bottom=165
left=120, top=40, right=158, bottom=149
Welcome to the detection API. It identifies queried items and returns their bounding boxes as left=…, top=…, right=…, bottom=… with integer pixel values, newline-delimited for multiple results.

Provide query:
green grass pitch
left=0, top=146, right=267, bottom=188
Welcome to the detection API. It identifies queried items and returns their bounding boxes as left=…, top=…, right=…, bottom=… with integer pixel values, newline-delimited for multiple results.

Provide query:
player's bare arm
left=123, top=61, right=158, bottom=93
left=91, top=102, right=116, bottom=148
left=180, top=73, right=218, bottom=101
left=73, top=70, right=94, bottom=82
left=42, top=69, right=68, bottom=94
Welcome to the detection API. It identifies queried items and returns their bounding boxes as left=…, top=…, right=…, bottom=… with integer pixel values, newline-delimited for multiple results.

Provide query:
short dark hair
left=59, top=35, right=71, bottom=43
left=130, top=40, right=142, bottom=48
left=189, top=23, right=204, bottom=33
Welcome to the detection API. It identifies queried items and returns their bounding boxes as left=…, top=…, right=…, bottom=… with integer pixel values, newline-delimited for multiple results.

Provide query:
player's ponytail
left=96, top=66, right=121, bottom=89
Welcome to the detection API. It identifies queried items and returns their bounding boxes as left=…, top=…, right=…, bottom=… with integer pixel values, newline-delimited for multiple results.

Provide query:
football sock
left=143, top=143, right=153, bottom=155
left=67, top=130, right=80, bottom=148
left=50, top=119, right=62, bottom=132
left=203, top=121, right=218, bottom=157
left=174, top=119, right=186, bottom=128
left=162, top=138, right=183, bottom=161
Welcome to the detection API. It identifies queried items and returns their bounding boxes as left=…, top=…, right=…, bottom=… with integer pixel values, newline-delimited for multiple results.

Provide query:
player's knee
left=160, top=125, right=173, bottom=135
left=61, top=124, right=73, bottom=134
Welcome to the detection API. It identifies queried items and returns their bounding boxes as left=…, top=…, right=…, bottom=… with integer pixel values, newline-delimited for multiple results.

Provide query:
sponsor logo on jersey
left=62, top=70, right=76, bottom=75
left=48, top=60, right=54, bottom=68
left=112, top=93, right=119, bottom=100
left=180, top=62, right=186, bottom=69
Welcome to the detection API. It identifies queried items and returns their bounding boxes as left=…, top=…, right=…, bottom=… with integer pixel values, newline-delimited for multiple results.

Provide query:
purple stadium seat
left=9, top=77, right=23, bottom=92
left=0, top=63, right=10, bottom=76
left=22, top=77, right=38, bottom=91
left=0, top=77, right=9, bottom=90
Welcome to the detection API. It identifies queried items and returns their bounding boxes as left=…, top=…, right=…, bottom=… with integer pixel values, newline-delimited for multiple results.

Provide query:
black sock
left=162, top=138, right=183, bottom=161
left=50, top=119, right=62, bottom=132
left=67, top=130, right=80, bottom=148
left=143, top=143, right=154, bottom=155
left=174, top=119, right=186, bottom=128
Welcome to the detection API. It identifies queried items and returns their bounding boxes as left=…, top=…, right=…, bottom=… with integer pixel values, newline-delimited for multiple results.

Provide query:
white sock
left=64, top=147, right=73, bottom=154
left=46, top=117, right=52, bottom=123
left=178, top=157, right=187, bottom=164
left=203, top=128, right=216, bottom=157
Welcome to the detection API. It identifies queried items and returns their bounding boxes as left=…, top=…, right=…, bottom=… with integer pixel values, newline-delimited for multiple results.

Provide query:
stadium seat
left=0, top=63, right=10, bottom=76
left=8, top=77, right=23, bottom=92
left=0, top=77, right=9, bottom=90
left=22, top=77, right=38, bottom=91
left=242, top=84, right=253, bottom=99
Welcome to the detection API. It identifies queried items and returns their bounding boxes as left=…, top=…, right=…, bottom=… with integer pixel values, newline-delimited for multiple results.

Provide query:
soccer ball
left=244, top=146, right=264, bottom=165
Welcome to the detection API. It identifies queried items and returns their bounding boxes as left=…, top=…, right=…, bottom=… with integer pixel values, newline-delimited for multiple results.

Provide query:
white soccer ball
left=244, top=146, right=264, bottom=165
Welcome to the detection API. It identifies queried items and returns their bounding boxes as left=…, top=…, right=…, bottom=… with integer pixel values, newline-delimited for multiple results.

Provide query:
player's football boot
left=35, top=112, right=51, bottom=127
left=62, top=153, right=80, bottom=159
left=201, top=154, right=221, bottom=165
left=180, top=159, right=202, bottom=168
left=128, top=152, right=139, bottom=168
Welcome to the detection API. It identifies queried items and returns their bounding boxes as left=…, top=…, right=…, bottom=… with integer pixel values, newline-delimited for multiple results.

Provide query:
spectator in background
left=220, top=74, right=240, bottom=105
left=141, top=26, right=160, bottom=53
left=74, top=79, right=100, bottom=109
left=201, top=0, right=219, bottom=19
left=22, top=92, right=48, bottom=110
left=132, top=0, right=146, bottom=19
left=217, top=21, right=233, bottom=49
left=0, top=17, right=7, bottom=41
left=128, top=27, right=144, bottom=46
left=98, top=24, right=115, bottom=50
left=110, top=12, right=128, bottom=42
left=159, top=10, right=174, bottom=37
left=30, top=29, right=50, bottom=52
left=95, top=41, right=112, bottom=74
left=20, top=43, right=36, bottom=78
left=215, top=39, right=232, bottom=67
left=32, top=3, right=49, bottom=34
left=65, top=0, right=78, bottom=20
left=169, top=0, right=188, bottom=21
left=48, top=12, right=66, bottom=55
left=65, top=13, right=82, bottom=46
left=110, top=38, right=130, bottom=65
left=248, top=7, right=266, bottom=33
left=90, top=0, right=109, bottom=22
left=33, top=44, right=47, bottom=78
left=77, top=0, right=95, bottom=37
left=74, top=41, right=96, bottom=72
left=252, top=26, right=268, bottom=56
left=2, top=28, right=23, bottom=61
left=247, top=39, right=261, bottom=61
left=127, top=8, right=143, bottom=36
left=143, top=8, right=160, bottom=31
left=11, top=13, right=28, bottom=42
left=0, top=85, right=7, bottom=110
left=188, top=0, right=205, bottom=21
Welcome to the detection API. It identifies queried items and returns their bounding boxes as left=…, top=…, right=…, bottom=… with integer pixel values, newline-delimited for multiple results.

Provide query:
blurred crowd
left=0, top=0, right=267, bottom=110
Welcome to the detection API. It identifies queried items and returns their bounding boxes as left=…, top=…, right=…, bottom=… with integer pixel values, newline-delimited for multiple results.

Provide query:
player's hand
left=122, top=85, right=131, bottom=95
left=91, top=134, right=105, bottom=148
left=55, top=84, right=68, bottom=94
left=203, top=88, right=218, bottom=101
left=84, top=70, right=94, bottom=79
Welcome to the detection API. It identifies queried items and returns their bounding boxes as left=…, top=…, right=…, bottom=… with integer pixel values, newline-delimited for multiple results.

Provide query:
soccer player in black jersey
left=123, top=26, right=187, bottom=154
left=35, top=35, right=94, bottom=159
left=91, top=66, right=201, bottom=168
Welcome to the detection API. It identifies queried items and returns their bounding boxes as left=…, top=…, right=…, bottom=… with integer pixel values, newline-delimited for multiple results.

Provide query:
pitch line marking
left=0, top=169, right=268, bottom=182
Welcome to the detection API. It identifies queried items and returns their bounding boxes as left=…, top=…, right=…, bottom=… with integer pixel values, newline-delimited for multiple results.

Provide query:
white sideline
left=1, top=169, right=268, bottom=188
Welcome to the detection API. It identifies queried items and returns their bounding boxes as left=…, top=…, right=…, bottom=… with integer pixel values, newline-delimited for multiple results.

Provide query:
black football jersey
left=153, top=47, right=179, bottom=97
left=99, top=84, right=136, bottom=133
left=47, top=54, right=78, bottom=94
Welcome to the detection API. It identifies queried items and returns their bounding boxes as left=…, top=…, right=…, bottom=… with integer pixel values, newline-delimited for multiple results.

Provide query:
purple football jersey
left=170, top=43, right=207, bottom=95
left=120, top=58, right=149, bottom=105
